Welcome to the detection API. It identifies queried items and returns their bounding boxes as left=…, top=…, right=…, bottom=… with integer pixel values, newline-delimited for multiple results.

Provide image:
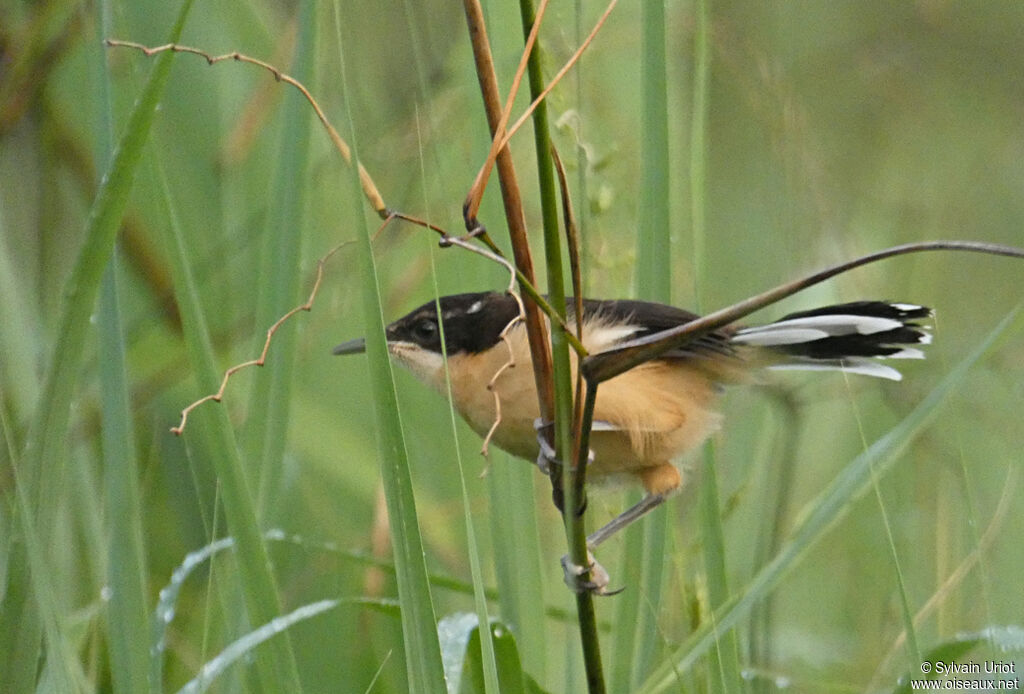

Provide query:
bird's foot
left=533, top=418, right=594, bottom=476
left=561, top=550, right=624, bottom=596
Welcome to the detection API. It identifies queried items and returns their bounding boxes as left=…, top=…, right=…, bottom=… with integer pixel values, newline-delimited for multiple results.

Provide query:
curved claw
left=534, top=419, right=557, bottom=475
left=560, top=551, right=624, bottom=596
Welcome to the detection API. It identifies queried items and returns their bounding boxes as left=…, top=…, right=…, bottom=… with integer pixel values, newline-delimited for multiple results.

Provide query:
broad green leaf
left=438, top=613, right=551, bottom=694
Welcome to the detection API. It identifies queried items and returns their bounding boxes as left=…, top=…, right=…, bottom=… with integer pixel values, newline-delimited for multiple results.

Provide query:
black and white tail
left=732, top=302, right=933, bottom=381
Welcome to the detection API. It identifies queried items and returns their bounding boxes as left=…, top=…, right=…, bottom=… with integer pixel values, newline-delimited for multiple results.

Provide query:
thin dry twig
left=108, top=39, right=481, bottom=243
left=461, top=0, right=555, bottom=443
left=483, top=318, right=525, bottom=457
left=106, top=39, right=389, bottom=216
left=170, top=242, right=352, bottom=434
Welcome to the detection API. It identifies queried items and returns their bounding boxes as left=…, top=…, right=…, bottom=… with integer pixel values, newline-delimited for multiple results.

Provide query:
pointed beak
left=332, top=337, right=367, bottom=355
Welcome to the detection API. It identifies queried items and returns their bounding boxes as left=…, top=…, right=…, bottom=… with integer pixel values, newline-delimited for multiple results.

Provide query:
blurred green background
left=1, top=0, right=1022, bottom=692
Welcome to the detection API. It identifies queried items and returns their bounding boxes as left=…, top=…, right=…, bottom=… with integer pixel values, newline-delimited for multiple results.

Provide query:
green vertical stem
left=619, top=0, right=673, bottom=688
left=401, top=8, right=503, bottom=680
left=94, top=24, right=151, bottom=694
left=638, top=0, right=671, bottom=302
left=690, top=0, right=710, bottom=310
left=458, top=8, right=561, bottom=685
left=249, top=0, right=316, bottom=517
left=699, top=444, right=742, bottom=693
left=688, top=0, right=742, bottom=690
left=99, top=260, right=151, bottom=694
left=461, top=0, right=555, bottom=432
left=517, top=0, right=606, bottom=690
left=95, top=12, right=150, bottom=689
left=573, top=0, right=589, bottom=296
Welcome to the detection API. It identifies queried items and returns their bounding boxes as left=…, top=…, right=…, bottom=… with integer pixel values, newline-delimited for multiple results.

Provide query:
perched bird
left=334, top=291, right=932, bottom=591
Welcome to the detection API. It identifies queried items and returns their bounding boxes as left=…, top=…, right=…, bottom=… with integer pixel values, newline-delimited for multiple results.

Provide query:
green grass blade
left=151, top=535, right=235, bottom=686
left=0, top=210, right=39, bottom=421
left=614, top=0, right=676, bottom=687
left=99, top=261, right=152, bottom=694
left=892, top=625, right=1024, bottom=694
left=439, top=613, right=481, bottom=694
left=404, top=0, right=503, bottom=676
left=3, top=422, right=82, bottom=694
left=175, top=599, right=341, bottom=694
left=689, top=0, right=711, bottom=309
left=153, top=161, right=304, bottom=691
left=5, top=2, right=195, bottom=690
left=697, top=444, right=742, bottom=693
left=409, top=16, right=499, bottom=681
left=859, top=403, right=923, bottom=668
left=688, top=0, right=742, bottom=687
left=244, top=0, right=316, bottom=517
left=350, top=172, right=446, bottom=692
left=638, top=308, right=1021, bottom=693
left=637, top=0, right=671, bottom=303
left=96, top=15, right=150, bottom=690
left=22, top=0, right=191, bottom=498
left=332, top=4, right=446, bottom=690
left=609, top=494, right=646, bottom=691
left=487, top=459, right=548, bottom=683
left=467, top=619, right=545, bottom=694
left=428, top=260, right=501, bottom=691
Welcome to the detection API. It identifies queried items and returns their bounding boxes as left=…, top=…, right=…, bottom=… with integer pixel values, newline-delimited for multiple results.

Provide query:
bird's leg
left=534, top=418, right=623, bottom=593
left=558, top=492, right=670, bottom=595
left=585, top=491, right=670, bottom=548
left=563, top=462, right=682, bottom=595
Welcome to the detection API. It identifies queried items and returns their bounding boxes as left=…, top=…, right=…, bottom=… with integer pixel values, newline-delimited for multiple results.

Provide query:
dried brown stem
left=462, top=0, right=554, bottom=428
left=551, top=145, right=587, bottom=453
left=463, top=0, right=550, bottom=223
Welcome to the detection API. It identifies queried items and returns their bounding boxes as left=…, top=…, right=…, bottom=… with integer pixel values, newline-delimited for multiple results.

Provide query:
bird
left=333, top=291, right=932, bottom=592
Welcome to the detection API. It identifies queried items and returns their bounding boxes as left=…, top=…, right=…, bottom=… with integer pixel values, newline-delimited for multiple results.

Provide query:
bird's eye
left=413, top=319, right=438, bottom=342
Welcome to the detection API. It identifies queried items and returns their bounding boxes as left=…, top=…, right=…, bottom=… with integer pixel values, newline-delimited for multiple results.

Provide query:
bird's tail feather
left=731, top=302, right=933, bottom=381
